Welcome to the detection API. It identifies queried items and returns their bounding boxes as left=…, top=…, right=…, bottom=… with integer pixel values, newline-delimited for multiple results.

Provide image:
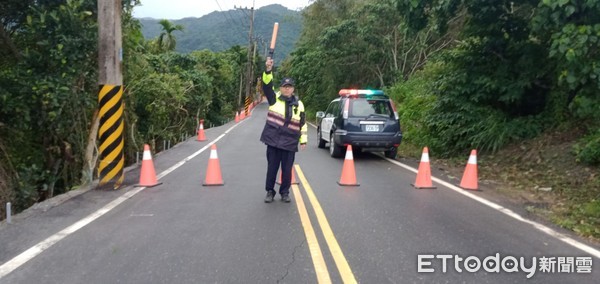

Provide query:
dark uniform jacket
left=260, top=70, right=307, bottom=152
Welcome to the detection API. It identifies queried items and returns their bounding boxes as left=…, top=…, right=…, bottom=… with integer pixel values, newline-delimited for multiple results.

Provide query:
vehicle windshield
left=350, top=99, right=392, bottom=117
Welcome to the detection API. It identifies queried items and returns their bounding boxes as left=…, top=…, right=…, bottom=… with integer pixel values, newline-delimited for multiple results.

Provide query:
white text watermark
left=417, top=254, right=593, bottom=279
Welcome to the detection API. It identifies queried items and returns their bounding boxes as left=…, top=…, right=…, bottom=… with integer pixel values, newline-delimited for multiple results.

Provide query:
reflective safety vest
left=260, top=71, right=307, bottom=152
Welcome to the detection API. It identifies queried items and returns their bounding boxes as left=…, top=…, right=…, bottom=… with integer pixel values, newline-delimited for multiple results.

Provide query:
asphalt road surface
left=0, top=102, right=599, bottom=283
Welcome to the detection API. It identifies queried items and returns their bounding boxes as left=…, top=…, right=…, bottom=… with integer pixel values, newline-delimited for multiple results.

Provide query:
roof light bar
left=338, top=89, right=384, bottom=96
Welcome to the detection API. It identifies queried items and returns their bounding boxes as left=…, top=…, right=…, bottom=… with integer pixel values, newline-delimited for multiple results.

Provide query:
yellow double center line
left=291, top=165, right=357, bottom=284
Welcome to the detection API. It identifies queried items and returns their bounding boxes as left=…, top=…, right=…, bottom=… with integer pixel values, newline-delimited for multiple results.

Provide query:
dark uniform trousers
left=265, top=145, right=295, bottom=196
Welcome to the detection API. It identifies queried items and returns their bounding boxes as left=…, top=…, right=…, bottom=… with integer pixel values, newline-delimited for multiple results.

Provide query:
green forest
left=139, top=4, right=303, bottom=62
left=0, top=0, right=254, bottom=212
left=1, top=0, right=599, bottom=238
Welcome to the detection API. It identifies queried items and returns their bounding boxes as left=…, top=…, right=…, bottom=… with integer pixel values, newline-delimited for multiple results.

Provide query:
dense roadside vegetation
left=0, top=0, right=598, bottom=239
left=280, top=0, right=599, bottom=239
left=0, top=0, right=251, bottom=214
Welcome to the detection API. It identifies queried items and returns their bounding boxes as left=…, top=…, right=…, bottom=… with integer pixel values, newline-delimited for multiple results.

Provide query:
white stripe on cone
left=210, top=149, right=218, bottom=159
left=200, top=123, right=204, bottom=130
left=421, top=153, right=430, bottom=163
left=143, top=150, right=152, bottom=160
left=468, top=152, right=477, bottom=164
left=345, top=148, right=353, bottom=160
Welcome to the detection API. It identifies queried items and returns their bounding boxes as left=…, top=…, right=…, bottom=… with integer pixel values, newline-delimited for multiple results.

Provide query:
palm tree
left=157, top=19, right=183, bottom=52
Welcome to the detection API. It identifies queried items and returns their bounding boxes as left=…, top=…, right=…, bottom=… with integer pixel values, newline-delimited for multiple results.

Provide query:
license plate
left=365, top=125, right=379, bottom=132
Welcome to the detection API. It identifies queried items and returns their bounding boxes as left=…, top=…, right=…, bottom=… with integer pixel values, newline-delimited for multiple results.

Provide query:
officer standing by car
left=261, top=57, right=307, bottom=203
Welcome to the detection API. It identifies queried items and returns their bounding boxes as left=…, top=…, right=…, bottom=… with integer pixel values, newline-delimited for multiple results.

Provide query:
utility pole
left=251, top=40, right=258, bottom=102
left=255, top=36, right=268, bottom=59
left=262, top=39, right=268, bottom=59
left=237, top=2, right=255, bottom=112
left=97, top=0, right=124, bottom=189
left=246, top=5, right=255, bottom=105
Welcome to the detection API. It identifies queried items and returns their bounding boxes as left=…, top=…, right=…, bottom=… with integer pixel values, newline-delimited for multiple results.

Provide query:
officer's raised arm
left=262, top=58, right=276, bottom=106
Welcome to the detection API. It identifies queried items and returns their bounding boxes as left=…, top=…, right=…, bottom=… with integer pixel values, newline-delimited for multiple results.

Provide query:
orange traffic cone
left=203, top=144, right=224, bottom=186
left=235, top=111, right=240, bottom=123
left=412, top=147, right=436, bottom=189
left=240, top=110, right=246, bottom=120
left=337, top=145, right=360, bottom=186
left=197, top=119, right=206, bottom=141
left=459, top=149, right=479, bottom=190
left=276, top=167, right=299, bottom=185
left=137, top=144, right=162, bottom=187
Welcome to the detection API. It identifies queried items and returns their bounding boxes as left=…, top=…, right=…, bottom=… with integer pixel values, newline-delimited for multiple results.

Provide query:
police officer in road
left=261, top=57, right=307, bottom=203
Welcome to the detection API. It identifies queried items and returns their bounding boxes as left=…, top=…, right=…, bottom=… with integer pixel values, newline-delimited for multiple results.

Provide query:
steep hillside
left=138, top=4, right=302, bottom=61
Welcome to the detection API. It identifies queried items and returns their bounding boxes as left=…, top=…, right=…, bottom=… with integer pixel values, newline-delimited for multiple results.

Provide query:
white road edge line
left=380, top=155, right=600, bottom=259
left=0, top=120, right=245, bottom=279
left=307, top=121, right=600, bottom=259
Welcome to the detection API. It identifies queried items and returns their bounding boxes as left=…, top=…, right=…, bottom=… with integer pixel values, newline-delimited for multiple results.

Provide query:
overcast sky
left=133, top=0, right=314, bottom=19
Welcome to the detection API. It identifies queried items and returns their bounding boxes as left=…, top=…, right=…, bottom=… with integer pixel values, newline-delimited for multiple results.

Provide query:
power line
left=213, top=0, right=224, bottom=11
left=236, top=8, right=251, bottom=27
left=214, top=0, right=247, bottom=39
left=228, top=9, right=248, bottom=31
left=214, top=0, right=238, bottom=26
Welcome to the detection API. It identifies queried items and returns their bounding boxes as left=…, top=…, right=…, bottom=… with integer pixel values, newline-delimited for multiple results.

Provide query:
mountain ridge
left=138, top=4, right=303, bottom=61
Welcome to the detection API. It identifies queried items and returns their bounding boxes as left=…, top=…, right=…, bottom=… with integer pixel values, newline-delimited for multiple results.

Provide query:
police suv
left=316, top=89, right=402, bottom=158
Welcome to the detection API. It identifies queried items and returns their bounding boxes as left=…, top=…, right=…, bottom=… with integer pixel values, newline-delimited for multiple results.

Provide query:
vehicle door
left=321, top=99, right=339, bottom=142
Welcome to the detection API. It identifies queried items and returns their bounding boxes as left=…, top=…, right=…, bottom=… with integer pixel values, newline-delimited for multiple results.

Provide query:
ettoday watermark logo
left=418, top=254, right=593, bottom=279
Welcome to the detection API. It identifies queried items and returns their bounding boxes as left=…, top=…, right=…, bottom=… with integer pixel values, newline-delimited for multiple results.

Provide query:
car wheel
left=317, top=127, right=326, bottom=148
left=384, top=147, right=398, bottom=159
left=329, top=133, right=343, bottom=158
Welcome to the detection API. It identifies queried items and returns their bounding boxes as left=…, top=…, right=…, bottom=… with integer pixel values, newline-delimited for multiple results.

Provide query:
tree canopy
left=0, top=0, right=248, bottom=215
left=283, top=0, right=599, bottom=160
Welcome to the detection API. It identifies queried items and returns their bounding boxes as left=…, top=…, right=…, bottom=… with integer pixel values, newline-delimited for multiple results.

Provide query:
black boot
left=281, top=194, right=291, bottom=203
